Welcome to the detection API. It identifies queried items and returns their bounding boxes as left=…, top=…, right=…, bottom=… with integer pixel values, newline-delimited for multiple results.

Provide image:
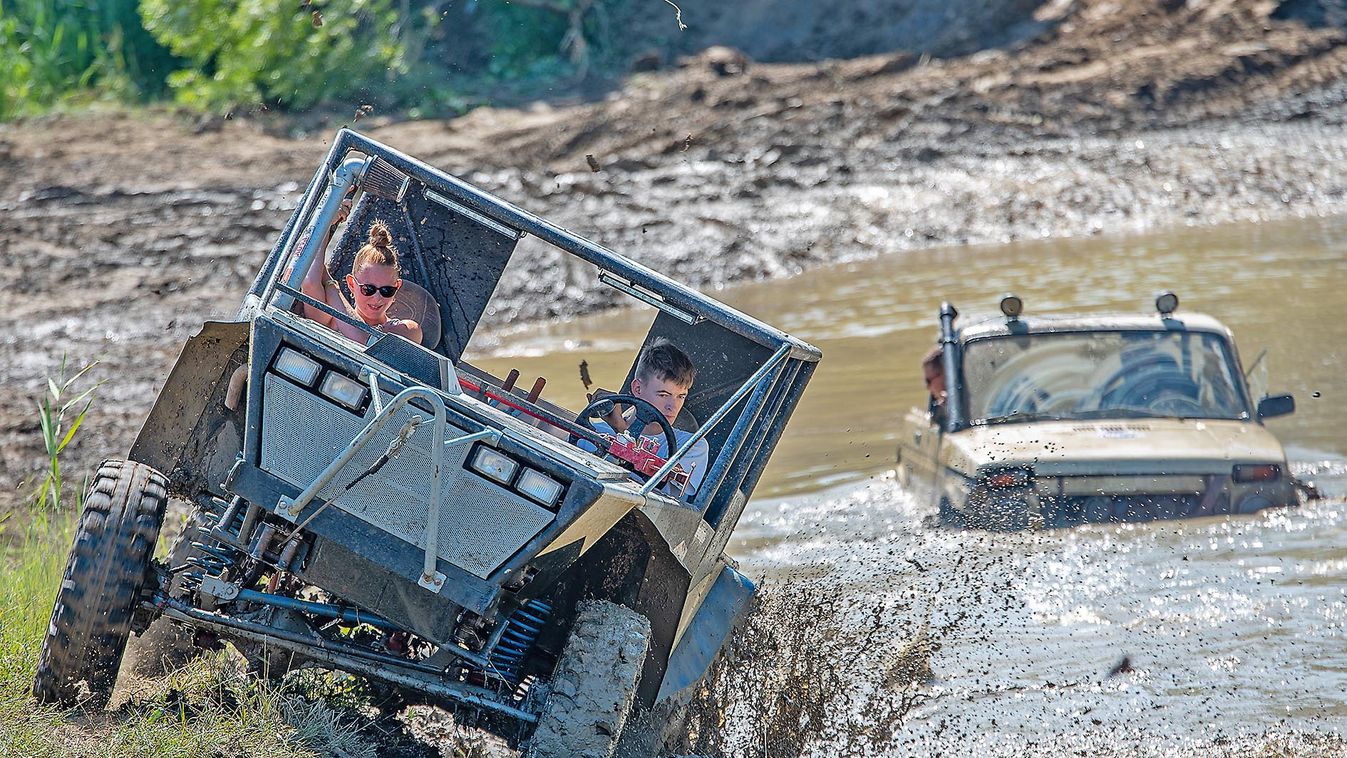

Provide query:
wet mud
left=696, top=465, right=1347, bottom=757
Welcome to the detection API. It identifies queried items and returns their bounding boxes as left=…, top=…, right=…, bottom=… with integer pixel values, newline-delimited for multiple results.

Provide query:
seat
left=386, top=279, right=442, bottom=351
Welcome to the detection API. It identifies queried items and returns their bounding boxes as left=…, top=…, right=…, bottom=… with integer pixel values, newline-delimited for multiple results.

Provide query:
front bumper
left=964, top=472, right=1298, bottom=529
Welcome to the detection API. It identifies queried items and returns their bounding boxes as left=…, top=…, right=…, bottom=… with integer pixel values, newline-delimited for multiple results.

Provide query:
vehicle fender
left=130, top=321, right=250, bottom=500
left=654, top=562, right=756, bottom=704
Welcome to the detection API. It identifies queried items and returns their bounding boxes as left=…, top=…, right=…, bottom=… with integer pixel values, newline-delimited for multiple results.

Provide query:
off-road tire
left=129, top=502, right=230, bottom=677
left=526, top=600, right=651, bottom=758
left=33, top=460, right=168, bottom=709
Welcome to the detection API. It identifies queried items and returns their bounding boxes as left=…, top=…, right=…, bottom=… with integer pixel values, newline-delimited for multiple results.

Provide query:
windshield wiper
left=976, top=411, right=1063, bottom=426
left=1064, top=408, right=1166, bottom=420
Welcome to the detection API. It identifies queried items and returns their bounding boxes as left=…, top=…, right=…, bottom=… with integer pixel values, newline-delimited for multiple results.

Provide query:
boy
left=581, top=339, right=710, bottom=500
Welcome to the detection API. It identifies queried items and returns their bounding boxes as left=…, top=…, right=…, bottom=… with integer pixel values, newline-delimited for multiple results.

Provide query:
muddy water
left=468, top=215, right=1347, bottom=755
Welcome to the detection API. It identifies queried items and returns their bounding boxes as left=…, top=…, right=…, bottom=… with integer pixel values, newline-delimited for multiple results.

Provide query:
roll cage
left=240, top=129, right=822, bottom=525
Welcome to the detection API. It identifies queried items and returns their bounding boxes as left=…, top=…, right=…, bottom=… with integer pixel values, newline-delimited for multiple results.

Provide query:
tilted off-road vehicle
left=33, top=130, right=821, bottom=756
left=897, top=293, right=1308, bottom=530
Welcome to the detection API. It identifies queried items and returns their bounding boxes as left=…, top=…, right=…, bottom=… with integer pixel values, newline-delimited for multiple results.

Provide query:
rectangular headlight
left=469, top=446, right=518, bottom=484
left=516, top=467, right=564, bottom=507
left=274, top=348, right=321, bottom=386
left=319, top=371, right=368, bottom=411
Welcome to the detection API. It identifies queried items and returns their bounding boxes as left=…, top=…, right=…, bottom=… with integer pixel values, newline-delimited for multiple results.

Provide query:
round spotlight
left=1155, top=291, right=1179, bottom=316
left=1000, top=294, right=1024, bottom=320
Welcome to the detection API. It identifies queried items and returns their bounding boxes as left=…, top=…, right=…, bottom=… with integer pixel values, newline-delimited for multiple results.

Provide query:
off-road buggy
left=897, top=293, right=1304, bottom=530
left=33, top=130, right=821, bottom=756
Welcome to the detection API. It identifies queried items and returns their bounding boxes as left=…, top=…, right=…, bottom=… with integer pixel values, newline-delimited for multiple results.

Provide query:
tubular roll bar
left=307, top=130, right=821, bottom=364
left=275, top=381, right=501, bottom=594
left=264, top=156, right=367, bottom=314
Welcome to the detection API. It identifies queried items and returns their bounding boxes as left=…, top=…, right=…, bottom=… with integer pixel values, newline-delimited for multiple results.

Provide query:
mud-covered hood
left=944, top=418, right=1287, bottom=477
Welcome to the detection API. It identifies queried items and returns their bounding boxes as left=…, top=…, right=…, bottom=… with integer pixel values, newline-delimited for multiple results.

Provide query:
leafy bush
left=0, top=0, right=677, bottom=121
left=138, top=0, right=411, bottom=111
left=0, top=0, right=177, bottom=119
left=476, top=0, right=639, bottom=81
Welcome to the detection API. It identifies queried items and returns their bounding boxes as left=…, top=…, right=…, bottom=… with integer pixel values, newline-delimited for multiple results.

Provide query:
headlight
left=516, top=467, right=564, bottom=507
left=274, top=348, right=321, bottom=386
left=319, top=371, right=368, bottom=411
left=469, top=446, right=518, bottom=484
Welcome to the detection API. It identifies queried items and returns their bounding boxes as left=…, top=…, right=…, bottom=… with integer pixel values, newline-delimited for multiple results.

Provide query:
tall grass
left=0, top=0, right=177, bottom=119
left=0, top=364, right=375, bottom=757
left=31, top=357, right=98, bottom=531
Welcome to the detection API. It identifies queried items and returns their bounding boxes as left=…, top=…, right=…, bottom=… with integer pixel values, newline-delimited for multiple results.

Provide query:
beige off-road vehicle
left=897, top=293, right=1302, bottom=529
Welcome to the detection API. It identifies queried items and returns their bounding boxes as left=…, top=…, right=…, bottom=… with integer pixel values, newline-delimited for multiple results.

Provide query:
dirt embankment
left=4, top=0, right=1347, bottom=510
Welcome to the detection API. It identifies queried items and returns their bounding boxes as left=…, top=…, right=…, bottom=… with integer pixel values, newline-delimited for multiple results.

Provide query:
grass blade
left=56, top=400, right=91, bottom=454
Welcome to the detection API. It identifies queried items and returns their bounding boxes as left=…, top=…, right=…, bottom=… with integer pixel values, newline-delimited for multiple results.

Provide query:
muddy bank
left=5, top=0, right=1347, bottom=511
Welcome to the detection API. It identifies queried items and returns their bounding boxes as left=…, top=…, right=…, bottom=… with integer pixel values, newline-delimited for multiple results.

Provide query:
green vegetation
left=137, top=0, right=407, bottom=111
left=32, top=358, right=99, bottom=530
left=0, top=0, right=177, bottom=119
left=0, top=364, right=374, bottom=757
left=1, top=0, right=681, bottom=121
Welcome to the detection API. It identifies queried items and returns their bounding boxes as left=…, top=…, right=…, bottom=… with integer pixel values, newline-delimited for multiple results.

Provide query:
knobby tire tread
left=527, top=600, right=651, bottom=758
left=32, top=460, right=167, bottom=709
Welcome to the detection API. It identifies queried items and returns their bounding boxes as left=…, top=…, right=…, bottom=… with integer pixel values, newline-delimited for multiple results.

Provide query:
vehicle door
left=899, top=406, right=943, bottom=501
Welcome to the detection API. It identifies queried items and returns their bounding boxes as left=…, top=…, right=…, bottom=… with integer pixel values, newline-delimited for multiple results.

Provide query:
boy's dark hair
left=635, top=338, right=697, bottom=387
left=921, top=344, right=943, bottom=372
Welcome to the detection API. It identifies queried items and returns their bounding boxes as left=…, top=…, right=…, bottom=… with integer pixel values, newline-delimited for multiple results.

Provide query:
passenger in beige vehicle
left=921, top=344, right=947, bottom=424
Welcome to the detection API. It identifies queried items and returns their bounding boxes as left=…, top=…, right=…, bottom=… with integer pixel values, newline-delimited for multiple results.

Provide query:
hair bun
left=368, top=220, right=392, bottom=248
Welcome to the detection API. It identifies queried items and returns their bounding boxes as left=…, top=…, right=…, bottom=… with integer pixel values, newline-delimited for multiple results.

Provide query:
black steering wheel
left=1093, top=357, right=1202, bottom=414
left=573, top=394, right=678, bottom=462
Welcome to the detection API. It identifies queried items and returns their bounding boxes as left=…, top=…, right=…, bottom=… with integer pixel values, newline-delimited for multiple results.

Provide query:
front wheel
left=526, top=600, right=651, bottom=758
left=33, top=460, right=168, bottom=709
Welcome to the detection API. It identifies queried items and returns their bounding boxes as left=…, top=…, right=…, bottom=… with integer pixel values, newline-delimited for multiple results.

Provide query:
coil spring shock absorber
left=177, top=497, right=239, bottom=595
left=180, top=541, right=235, bottom=594
left=489, top=599, right=553, bottom=686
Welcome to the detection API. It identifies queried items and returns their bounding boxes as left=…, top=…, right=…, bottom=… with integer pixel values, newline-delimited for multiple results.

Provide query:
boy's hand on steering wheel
left=585, top=387, right=628, bottom=433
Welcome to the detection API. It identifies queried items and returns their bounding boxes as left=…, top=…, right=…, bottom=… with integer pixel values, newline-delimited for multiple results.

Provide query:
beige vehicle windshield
left=962, top=330, right=1247, bottom=424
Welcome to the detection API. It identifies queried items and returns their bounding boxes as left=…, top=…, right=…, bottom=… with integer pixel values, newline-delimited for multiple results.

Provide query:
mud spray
left=682, top=460, right=1347, bottom=758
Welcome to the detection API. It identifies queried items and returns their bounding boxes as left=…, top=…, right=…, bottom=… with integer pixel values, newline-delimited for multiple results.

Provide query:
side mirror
left=1257, top=394, right=1295, bottom=419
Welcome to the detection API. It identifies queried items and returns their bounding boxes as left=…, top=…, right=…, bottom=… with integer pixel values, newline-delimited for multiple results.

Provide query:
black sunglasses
left=354, top=280, right=399, bottom=298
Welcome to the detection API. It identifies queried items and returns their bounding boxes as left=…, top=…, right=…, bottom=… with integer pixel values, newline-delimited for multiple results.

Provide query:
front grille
left=259, top=374, right=553, bottom=578
left=1046, top=493, right=1214, bottom=527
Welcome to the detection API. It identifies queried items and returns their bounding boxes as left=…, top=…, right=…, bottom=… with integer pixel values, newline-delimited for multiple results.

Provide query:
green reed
left=0, top=362, right=358, bottom=756
left=0, top=0, right=175, bottom=119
